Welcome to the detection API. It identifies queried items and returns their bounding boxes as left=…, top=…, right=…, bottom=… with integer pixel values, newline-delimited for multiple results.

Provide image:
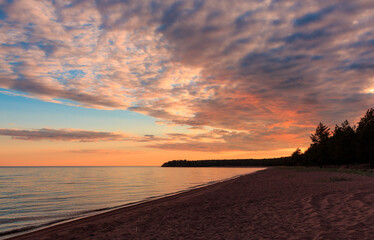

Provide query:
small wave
left=0, top=215, right=58, bottom=224
left=0, top=206, right=129, bottom=239
left=0, top=217, right=73, bottom=238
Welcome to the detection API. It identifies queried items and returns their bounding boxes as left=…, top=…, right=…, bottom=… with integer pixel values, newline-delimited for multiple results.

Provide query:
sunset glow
left=1, top=0, right=373, bottom=166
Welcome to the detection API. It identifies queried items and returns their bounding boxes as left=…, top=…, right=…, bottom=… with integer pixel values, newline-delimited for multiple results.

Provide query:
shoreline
left=4, top=168, right=263, bottom=240
left=7, top=167, right=374, bottom=239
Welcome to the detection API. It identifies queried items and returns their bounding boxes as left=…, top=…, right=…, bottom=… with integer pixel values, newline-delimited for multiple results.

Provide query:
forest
left=162, top=157, right=294, bottom=167
left=296, top=108, right=374, bottom=168
left=162, top=108, right=374, bottom=168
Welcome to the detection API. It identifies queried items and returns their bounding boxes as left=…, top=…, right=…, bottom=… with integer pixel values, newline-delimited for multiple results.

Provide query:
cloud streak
left=0, top=128, right=127, bottom=142
left=0, top=126, right=309, bottom=152
left=0, top=128, right=169, bottom=142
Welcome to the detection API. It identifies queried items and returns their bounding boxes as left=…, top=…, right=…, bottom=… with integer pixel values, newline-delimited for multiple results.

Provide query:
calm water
left=0, top=167, right=263, bottom=238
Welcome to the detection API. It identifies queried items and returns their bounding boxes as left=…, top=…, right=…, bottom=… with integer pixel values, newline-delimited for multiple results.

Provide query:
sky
left=0, top=0, right=373, bottom=166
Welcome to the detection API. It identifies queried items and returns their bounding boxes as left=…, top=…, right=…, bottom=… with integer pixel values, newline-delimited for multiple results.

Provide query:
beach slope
left=8, top=168, right=374, bottom=239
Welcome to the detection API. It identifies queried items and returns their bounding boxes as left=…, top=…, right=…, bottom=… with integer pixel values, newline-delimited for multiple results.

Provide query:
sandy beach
left=8, top=168, right=374, bottom=240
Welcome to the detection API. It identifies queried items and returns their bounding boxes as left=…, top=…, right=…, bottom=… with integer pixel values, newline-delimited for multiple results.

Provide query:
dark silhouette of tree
left=330, top=120, right=356, bottom=168
left=357, top=108, right=374, bottom=168
left=310, top=122, right=331, bottom=144
left=162, top=157, right=296, bottom=167
left=291, top=148, right=302, bottom=157
left=291, top=148, right=302, bottom=165
left=310, top=123, right=331, bottom=168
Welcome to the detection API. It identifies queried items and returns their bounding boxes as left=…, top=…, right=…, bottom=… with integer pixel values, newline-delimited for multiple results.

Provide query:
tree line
left=161, top=157, right=295, bottom=167
left=161, top=108, right=374, bottom=168
left=293, top=108, right=374, bottom=168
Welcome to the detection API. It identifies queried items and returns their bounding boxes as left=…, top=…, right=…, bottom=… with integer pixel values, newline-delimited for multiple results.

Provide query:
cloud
left=0, top=128, right=170, bottom=142
left=148, top=126, right=313, bottom=152
left=293, top=5, right=336, bottom=27
left=0, top=128, right=127, bottom=142
left=67, top=149, right=139, bottom=154
left=0, top=126, right=312, bottom=152
left=1, top=0, right=374, bottom=152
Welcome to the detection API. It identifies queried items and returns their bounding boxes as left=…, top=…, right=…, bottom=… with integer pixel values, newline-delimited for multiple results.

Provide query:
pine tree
left=310, top=122, right=330, bottom=145
left=357, top=108, right=374, bottom=168
left=310, top=123, right=331, bottom=167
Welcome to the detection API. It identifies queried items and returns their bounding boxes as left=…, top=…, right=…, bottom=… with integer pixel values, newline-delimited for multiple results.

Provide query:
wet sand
left=8, top=168, right=374, bottom=239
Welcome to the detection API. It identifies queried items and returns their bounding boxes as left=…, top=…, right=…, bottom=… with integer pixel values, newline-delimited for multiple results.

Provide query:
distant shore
left=8, top=168, right=374, bottom=239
